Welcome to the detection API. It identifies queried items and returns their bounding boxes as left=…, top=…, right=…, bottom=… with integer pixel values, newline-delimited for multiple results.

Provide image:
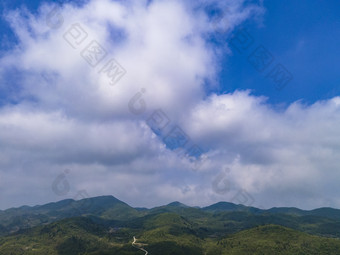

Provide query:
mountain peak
left=203, top=201, right=245, bottom=212
left=166, top=201, right=188, bottom=207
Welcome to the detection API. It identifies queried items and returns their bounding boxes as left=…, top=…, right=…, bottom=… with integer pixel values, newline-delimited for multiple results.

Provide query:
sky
left=0, top=0, right=339, bottom=210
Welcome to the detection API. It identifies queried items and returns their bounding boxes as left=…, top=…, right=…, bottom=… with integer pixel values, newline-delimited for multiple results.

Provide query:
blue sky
left=0, top=0, right=339, bottom=210
left=218, top=0, right=340, bottom=105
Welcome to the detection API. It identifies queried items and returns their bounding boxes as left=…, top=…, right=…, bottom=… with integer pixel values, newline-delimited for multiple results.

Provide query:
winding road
left=132, top=236, right=148, bottom=255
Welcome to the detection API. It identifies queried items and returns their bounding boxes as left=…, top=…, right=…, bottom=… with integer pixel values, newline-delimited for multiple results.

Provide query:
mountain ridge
left=0, top=195, right=340, bottom=254
left=2, top=195, right=339, bottom=213
left=0, top=195, right=339, bottom=238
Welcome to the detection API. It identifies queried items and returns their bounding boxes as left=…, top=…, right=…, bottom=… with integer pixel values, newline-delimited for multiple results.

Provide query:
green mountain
left=214, top=225, right=340, bottom=255
left=1, top=216, right=340, bottom=255
left=0, top=196, right=340, bottom=254
left=0, top=196, right=142, bottom=238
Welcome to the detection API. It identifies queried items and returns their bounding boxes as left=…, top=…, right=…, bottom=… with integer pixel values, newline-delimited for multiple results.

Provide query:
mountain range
left=0, top=195, right=339, bottom=254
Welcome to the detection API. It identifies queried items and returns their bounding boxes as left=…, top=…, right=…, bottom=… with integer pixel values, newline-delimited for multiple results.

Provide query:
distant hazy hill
left=202, top=201, right=249, bottom=212
left=0, top=196, right=340, bottom=254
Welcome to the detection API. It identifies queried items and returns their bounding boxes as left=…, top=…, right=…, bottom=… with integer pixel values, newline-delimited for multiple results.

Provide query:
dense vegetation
left=0, top=196, right=339, bottom=254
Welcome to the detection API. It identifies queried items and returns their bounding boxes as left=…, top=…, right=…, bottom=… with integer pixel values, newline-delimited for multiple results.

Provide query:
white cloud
left=0, top=0, right=339, bottom=211
left=181, top=92, right=340, bottom=209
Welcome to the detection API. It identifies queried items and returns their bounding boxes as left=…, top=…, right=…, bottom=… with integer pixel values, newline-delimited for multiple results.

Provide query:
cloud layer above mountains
left=0, top=0, right=339, bottom=210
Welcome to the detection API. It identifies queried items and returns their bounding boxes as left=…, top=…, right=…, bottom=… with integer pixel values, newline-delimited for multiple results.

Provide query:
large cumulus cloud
left=0, top=0, right=338, bottom=210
